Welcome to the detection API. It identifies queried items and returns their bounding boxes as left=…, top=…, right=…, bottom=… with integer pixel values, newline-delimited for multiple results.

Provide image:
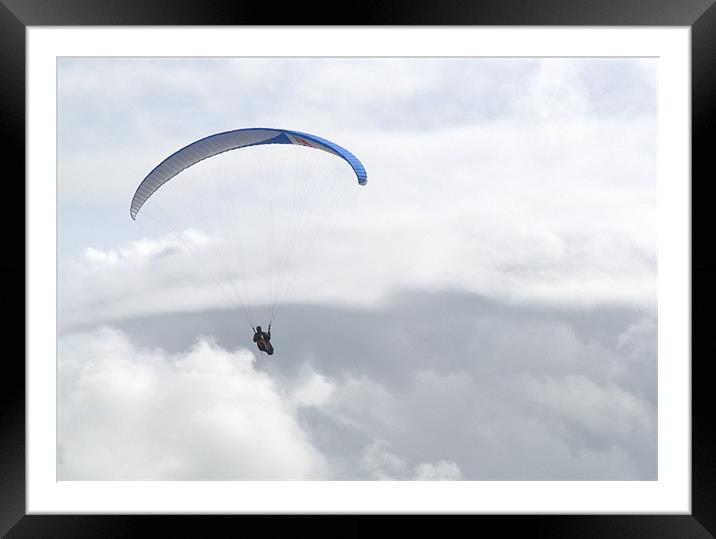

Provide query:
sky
left=57, top=57, right=657, bottom=480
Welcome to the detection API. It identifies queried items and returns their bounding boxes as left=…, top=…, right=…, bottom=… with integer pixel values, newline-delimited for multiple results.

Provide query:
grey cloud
left=72, top=288, right=656, bottom=480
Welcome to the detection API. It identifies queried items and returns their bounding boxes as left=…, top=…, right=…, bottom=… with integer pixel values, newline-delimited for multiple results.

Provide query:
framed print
left=4, top=0, right=715, bottom=536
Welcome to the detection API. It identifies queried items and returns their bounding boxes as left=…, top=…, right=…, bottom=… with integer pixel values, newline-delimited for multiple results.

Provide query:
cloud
left=59, top=285, right=657, bottom=480
left=58, top=327, right=328, bottom=480
left=59, top=230, right=229, bottom=328
left=414, top=461, right=463, bottom=481
left=57, top=325, right=470, bottom=481
left=58, top=58, right=656, bottom=316
left=79, top=229, right=210, bottom=269
left=359, top=439, right=410, bottom=480
left=288, top=367, right=335, bottom=408
left=56, top=57, right=658, bottom=481
left=359, top=440, right=463, bottom=480
left=516, top=373, right=655, bottom=452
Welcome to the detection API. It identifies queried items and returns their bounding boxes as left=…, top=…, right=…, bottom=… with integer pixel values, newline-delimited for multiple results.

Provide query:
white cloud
left=289, top=367, right=335, bottom=408
left=359, top=439, right=410, bottom=480
left=521, top=59, right=590, bottom=119
left=60, top=112, right=657, bottom=327
left=358, top=440, right=463, bottom=480
left=59, top=57, right=657, bottom=329
left=79, top=229, right=211, bottom=269
left=60, top=230, right=230, bottom=329
left=414, top=460, right=463, bottom=481
left=58, top=327, right=328, bottom=479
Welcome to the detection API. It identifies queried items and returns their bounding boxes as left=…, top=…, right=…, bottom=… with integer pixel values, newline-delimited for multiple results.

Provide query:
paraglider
left=130, top=128, right=367, bottom=354
left=253, top=324, right=273, bottom=355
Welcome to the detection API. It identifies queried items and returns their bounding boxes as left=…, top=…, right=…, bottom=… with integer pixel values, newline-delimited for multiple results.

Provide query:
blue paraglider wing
left=130, top=128, right=367, bottom=219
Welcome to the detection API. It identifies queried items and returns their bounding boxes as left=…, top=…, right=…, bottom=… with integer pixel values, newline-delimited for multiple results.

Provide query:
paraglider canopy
left=130, top=127, right=367, bottom=220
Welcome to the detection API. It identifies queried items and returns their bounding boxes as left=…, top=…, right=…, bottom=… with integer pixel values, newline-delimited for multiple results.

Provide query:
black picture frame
left=4, top=1, right=714, bottom=536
